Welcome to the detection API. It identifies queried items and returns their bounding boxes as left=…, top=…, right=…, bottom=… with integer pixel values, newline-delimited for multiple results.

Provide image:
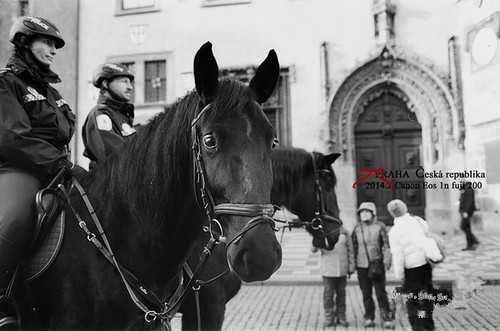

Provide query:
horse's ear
left=194, top=42, right=219, bottom=104
left=249, top=50, right=280, bottom=104
left=324, top=153, right=342, bottom=166
left=316, top=152, right=341, bottom=169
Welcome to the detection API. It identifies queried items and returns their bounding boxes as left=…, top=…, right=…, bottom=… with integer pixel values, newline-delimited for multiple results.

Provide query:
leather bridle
left=190, top=102, right=277, bottom=243
left=279, top=153, right=342, bottom=235
left=308, top=152, right=342, bottom=232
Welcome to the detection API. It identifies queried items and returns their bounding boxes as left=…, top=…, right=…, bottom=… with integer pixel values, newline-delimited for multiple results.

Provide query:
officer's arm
left=84, top=113, right=126, bottom=163
left=0, top=79, right=68, bottom=179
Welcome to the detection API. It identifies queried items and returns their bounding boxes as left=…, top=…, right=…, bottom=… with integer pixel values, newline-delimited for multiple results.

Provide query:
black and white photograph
left=0, top=0, right=499, bottom=330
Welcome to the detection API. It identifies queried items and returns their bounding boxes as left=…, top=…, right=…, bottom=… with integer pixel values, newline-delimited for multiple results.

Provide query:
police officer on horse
left=0, top=16, right=74, bottom=328
left=82, top=63, right=136, bottom=170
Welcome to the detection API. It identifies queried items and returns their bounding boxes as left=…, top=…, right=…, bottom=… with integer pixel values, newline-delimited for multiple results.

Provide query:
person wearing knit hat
left=352, top=201, right=394, bottom=328
left=387, top=199, right=408, bottom=218
left=387, top=199, right=443, bottom=331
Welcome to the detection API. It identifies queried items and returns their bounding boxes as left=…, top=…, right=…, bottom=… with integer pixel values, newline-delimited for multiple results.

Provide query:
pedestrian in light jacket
left=312, top=225, right=354, bottom=327
left=387, top=199, right=443, bottom=331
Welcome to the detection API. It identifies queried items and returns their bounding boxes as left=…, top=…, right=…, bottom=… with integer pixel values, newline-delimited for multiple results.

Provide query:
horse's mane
left=87, top=79, right=255, bottom=226
left=271, top=147, right=312, bottom=198
left=271, top=147, right=338, bottom=199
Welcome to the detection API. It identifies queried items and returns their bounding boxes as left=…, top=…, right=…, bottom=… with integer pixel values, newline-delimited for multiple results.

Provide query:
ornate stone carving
left=329, top=47, right=462, bottom=161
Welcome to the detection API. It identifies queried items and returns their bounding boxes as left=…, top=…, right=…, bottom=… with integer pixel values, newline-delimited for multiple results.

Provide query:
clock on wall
left=467, top=12, right=500, bottom=70
left=472, top=26, right=499, bottom=66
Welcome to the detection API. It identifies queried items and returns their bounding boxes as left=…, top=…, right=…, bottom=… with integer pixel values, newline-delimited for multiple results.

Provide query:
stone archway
left=329, top=47, right=465, bottom=227
left=329, top=47, right=464, bottom=167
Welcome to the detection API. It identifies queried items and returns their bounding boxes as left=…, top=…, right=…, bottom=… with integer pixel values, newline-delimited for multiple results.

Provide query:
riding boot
left=0, top=170, right=41, bottom=329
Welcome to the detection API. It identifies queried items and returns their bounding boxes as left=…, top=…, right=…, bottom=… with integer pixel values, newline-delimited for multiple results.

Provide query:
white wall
left=77, top=0, right=378, bottom=166
left=78, top=0, right=500, bottom=232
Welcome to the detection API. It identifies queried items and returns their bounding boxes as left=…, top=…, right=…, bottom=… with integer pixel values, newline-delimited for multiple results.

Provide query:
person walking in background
left=312, top=225, right=355, bottom=327
left=459, top=181, right=479, bottom=251
left=387, top=199, right=444, bottom=331
left=352, top=202, right=394, bottom=329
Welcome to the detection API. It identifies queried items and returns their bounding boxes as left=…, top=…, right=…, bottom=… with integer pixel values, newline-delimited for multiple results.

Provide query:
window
left=115, top=0, right=159, bottom=15
left=202, top=0, right=252, bottom=8
left=19, top=0, right=29, bottom=16
left=220, top=67, right=291, bottom=145
left=122, top=0, right=155, bottom=9
left=145, top=60, right=166, bottom=103
left=107, top=53, right=171, bottom=109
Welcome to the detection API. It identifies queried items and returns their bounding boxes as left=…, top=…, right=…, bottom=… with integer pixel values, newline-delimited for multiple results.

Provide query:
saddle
left=22, top=173, right=68, bottom=281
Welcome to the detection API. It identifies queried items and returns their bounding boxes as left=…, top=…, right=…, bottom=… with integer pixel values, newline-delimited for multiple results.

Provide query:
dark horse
left=179, top=147, right=342, bottom=330
left=20, top=42, right=282, bottom=330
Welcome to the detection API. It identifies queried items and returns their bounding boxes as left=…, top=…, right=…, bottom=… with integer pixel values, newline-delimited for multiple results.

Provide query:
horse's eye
left=272, top=137, right=279, bottom=149
left=203, top=134, right=217, bottom=150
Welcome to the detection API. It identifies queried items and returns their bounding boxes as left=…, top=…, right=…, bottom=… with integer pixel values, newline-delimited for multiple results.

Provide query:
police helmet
left=92, top=63, right=135, bottom=88
left=9, top=16, right=65, bottom=49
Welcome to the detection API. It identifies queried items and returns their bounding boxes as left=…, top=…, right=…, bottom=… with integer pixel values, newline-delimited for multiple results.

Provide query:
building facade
left=1, top=0, right=498, bottom=233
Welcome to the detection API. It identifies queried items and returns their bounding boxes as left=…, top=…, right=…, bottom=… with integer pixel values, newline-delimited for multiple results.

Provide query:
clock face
left=472, top=27, right=498, bottom=66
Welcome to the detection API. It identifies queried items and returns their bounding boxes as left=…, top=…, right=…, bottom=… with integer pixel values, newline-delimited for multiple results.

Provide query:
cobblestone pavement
left=220, top=229, right=500, bottom=330
left=265, top=229, right=500, bottom=284
left=223, top=285, right=500, bottom=331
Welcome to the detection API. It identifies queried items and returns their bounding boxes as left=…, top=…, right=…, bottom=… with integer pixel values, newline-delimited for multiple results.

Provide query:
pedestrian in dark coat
left=0, top=16, right=74, bottom=328
left=459, top=182, right=479, bottom=250
left=82, top=63, right=135, bottom=170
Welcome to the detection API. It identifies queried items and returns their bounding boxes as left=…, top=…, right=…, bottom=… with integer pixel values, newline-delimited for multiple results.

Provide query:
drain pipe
left=320, top=41, right=331, bottom=103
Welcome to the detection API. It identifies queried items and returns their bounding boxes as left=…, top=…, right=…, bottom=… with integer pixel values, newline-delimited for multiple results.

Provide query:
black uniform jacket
left=0, top=55, right=75, bottom=180
left=82, top=94, right=135, bottom=170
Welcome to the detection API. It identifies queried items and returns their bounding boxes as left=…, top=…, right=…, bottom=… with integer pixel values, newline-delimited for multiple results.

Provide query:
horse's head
left=304, top=152, right=343, bottom=250
left=192, top=42, right=281, bottom=282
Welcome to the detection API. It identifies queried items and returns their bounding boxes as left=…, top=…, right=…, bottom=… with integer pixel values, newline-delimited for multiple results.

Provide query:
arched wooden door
left=354, top=92, right=425, bottom=225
